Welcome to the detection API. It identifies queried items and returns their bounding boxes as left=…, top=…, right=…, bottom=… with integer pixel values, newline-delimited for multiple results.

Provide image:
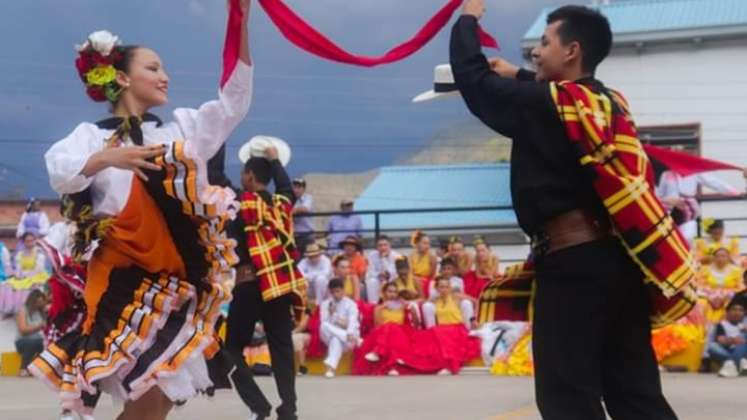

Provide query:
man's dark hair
left=547, top=5, right=612, bottom=74
left=440, top=257, right=457, bottom=269
left=727, top=300, right=745, bottom=312
left=376, top=235, right=391, bottom=243
left=243, top=157, right=272, bottom=185
left=328, top=278, right=344, bottom=290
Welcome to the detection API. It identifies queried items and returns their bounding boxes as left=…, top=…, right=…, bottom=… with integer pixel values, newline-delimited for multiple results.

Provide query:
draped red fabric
left=643, top=144, right=741, bottom=178
left=257, top=0, right=498, bottom=67
left=221, top=0, right=244, bottom=88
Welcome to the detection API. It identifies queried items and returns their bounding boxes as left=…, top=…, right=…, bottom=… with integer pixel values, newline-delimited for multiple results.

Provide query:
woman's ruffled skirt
left=30, top=267, right=229, bottom=413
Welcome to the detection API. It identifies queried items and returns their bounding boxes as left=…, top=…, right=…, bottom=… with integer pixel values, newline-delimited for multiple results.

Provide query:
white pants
left=422, top=299, right=474, bottom=329
left=365, top=277, right=381, bottom=304
left=321, top=322, right=356, bottom=369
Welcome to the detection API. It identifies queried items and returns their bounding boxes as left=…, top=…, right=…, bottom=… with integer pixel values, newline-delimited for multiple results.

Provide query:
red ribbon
left=221, top=0, right=244, bottom=88
left=223, top=0, right=497, bottom=85
left=643, top=144, right=741, bottom=177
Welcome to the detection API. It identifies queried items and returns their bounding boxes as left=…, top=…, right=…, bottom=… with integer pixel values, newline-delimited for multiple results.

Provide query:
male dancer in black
left=225, top=145, right=299, bottom=420
left=450, top=2, right=679, bottom=419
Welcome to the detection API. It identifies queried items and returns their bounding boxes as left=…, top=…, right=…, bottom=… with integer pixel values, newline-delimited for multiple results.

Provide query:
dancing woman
left=31, top=1, right=253, bottom=419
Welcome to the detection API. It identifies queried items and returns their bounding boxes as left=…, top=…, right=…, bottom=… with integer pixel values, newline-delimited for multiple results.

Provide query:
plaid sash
left=239, top=192, right=307, bottom=320
left=479, top=81, right=698, bottom=329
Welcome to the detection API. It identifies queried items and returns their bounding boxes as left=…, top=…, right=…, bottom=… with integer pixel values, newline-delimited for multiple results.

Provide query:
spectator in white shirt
left=292, top=178, right=315, bottom=254
left=320, top=279, right=361, bottom=378
left=297, top=243, right=332, bottom=307
left=364, top=236, right=401, bottom=304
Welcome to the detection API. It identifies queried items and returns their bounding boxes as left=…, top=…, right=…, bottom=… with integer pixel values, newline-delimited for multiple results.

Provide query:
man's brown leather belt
left=236, top=264, right=258, bottom=285
left=532, top=209, right=612, bottom=256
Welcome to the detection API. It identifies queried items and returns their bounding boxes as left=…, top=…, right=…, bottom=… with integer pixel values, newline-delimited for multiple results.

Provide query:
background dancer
left=227, top=143, right=306, bottom=420
left=451, top=1, right=695, bottom=418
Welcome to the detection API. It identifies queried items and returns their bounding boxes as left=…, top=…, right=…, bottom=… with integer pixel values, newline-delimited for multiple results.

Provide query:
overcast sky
left=0, top=0, right=578, bottom=198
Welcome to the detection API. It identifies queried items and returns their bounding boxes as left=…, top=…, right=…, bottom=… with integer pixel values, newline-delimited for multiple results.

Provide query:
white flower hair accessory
left=76, top=30, right=121, bottom=56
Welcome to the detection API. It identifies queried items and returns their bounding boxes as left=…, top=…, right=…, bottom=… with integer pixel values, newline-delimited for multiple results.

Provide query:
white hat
left=238, top=135, right=292, bottom=167
left=412, top=64, right=460, bottom=103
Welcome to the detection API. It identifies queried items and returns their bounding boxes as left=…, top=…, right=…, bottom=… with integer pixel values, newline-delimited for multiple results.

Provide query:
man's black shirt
left=450, top=16, right=605, bottom=235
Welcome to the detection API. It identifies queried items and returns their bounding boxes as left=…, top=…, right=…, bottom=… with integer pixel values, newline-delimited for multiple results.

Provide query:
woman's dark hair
left=547, top=5, right=612, bottom=74
left=113, top=45, right=141, bottom=74
left=25, top=289, right=47, bottom=314
left=21, top=232, right=36, bottom=241
left=440, top=257, right=457, bottom=269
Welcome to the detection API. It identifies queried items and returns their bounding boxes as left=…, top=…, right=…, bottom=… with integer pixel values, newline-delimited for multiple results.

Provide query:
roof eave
left=521, top=24, right=747, bottom=50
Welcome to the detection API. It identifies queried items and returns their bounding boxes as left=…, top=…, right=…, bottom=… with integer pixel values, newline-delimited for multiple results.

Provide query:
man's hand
left=463, top=0, right=485, bottom=19
left=264, top=145, right=279, bottom=161
left=489, top=57, right=520, bottom=79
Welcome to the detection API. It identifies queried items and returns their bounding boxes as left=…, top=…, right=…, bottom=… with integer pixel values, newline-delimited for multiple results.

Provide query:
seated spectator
left=320, top=279, right=361, bottom=378
left=15, top=289, right=47, bottom=377
left=326, top=199, right=363, bottom=250
left=365, top=235, right=401, bottom=303
left=16, top=198, right=50, bottom=240
left=695, top=219, right=740, bottom=265
left=423, top=274, right=475, bottom=330
left=393, top=257, right=423, bottom=301
left=426, top=257, right=464, bottom=300
left=355, top=282, right=420, bottom=376
left=331, top=255, right=361, bottom=301
left=0, top=240, right=13, bottom=282
left=339, top=236, right=368, bottom=287
left=447, top=237, right=473, bottom=277
left=356, top=280, right=479, bottom=376
left=698, top=247, right=745, bottom=327
left=0, top=233, right=50, bottom=316
left=463, top=237, right=499, bottom=299
left=292, top=308, right=312, bottom=376
left=298, top=243, right=332, bottom=307
left=707, top=301, right=747, bottom=378
left=408, top=231, right=437, bottom=285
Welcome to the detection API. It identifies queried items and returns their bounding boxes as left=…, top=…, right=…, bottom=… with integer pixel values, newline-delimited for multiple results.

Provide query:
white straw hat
left=238, top=135, right=292, bottom=167
left=412, top=64, right=460, bottom=103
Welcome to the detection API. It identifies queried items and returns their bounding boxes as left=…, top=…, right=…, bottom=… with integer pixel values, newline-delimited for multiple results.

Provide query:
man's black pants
left=226, top=281, right=297, bottom=420
left=532, top=238, right=678, bottom=420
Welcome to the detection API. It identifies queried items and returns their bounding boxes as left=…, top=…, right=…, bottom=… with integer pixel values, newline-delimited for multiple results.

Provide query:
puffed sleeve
left=44, top=123, right=101, bottom=195
left=174, top=61, right=254, bottom=162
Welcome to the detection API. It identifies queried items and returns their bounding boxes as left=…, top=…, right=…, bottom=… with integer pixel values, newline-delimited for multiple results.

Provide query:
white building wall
left=597, top=38, right=747, bottom=249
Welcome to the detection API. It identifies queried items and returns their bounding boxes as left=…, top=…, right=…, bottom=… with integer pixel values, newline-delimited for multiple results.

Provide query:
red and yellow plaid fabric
left=478, top=82, right=698, bottom=329
left=240, top=192, right=307, bottom=320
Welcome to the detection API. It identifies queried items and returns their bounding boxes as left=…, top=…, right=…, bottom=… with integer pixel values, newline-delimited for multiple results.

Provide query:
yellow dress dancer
left=0, top=242, right=50, bottom=315
left=434, top=295, right=464, bottom=326
left=6, top=247, right=49, bottom=289
left=694, top=219, right=740, bottom=265
left=698, top=248, right=744, bottom=325
left=409, top=230, right=437, bottom=281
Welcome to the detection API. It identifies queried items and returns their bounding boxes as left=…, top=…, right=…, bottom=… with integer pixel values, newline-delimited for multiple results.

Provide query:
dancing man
left=226, top=144, right=306, bottom=420
left=451, top=2, right=696, bottom=419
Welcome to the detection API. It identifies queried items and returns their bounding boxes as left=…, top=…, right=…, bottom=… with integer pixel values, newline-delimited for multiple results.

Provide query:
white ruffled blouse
left=45, top=61, right=254, bottom=217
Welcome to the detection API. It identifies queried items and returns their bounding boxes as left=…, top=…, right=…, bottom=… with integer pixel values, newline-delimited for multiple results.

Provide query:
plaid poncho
left=239, top=191, right=307, bottom=320
left=479, top=81, right=698, bottom=329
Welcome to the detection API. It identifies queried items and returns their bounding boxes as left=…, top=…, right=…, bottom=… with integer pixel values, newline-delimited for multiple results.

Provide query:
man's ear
left=564, top=41, right=582, bottom=66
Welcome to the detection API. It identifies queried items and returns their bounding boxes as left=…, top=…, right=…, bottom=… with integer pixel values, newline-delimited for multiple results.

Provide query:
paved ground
left=0, top=373, right=744, bottom=420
